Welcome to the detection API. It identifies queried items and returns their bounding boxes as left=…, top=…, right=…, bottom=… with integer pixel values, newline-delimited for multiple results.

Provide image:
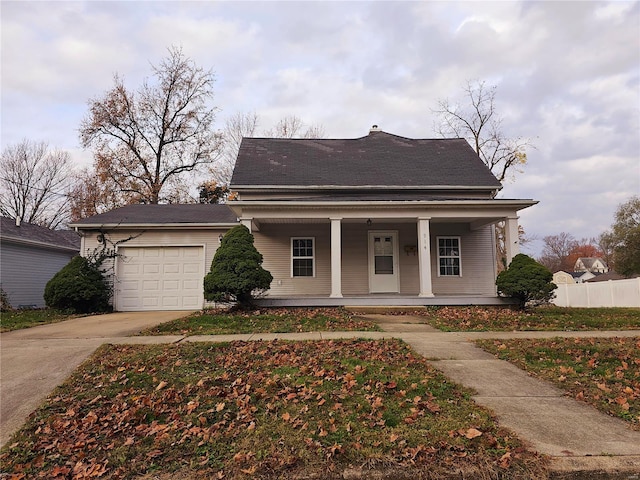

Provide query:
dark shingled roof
left=231, top=131, right=502, bottom=189
left=70, top=204, right=239, bottom=226
left=0, top=216, right=80, bottom=251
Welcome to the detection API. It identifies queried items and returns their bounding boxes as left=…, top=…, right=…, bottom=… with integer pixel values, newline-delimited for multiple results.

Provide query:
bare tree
left=263, top=115, right=326, bottom=139
left=538, top=232, right=579, bottom=272
left=0, top=139, right=74, bottom=229
left=79, top=46, right=222, bottom=205
left=434, top=80, right=533, bottom=270
left=433, top=80, right=530, bottom=183
left=69, top=167, right=140, bottom=221
left=212, top=112, right=326, bottom=187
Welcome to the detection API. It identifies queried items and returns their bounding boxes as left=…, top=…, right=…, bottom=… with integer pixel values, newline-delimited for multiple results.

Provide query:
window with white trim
left=437, top=237, right=461, bottom=276
left=292, top=238, right=314, bottom=277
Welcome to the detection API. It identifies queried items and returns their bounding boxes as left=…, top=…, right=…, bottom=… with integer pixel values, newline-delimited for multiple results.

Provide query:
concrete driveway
left=0, top=311, right=192, bottom=447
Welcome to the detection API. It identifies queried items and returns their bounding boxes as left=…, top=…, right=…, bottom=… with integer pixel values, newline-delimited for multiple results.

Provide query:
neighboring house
left=584, top=272, right=627, bottom=283
left=70, top=128, right=537, bottom=311
left=574, top=257, right=608, bottom=274
left=0, top=217, right=80, bottom=308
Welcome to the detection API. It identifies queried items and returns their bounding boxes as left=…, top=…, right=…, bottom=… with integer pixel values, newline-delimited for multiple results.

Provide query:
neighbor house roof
left=0, top=216, right=80, bottom=252
left=231, top=130, right=502, bottom=190
left=69, top=204, right=239, bottom=228
left=575, top=257, right=607, bottom=270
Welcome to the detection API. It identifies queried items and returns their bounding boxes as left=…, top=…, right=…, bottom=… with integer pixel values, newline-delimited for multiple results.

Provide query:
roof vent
left=369, top=125, right=380, bottom=133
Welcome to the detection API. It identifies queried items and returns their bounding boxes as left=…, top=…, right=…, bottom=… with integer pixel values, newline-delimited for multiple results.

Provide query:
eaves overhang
left=0, top=235, right=80, bottom=253
left=69, top=222, right=239, bottom=230
left=231, top=184, right=503, bottom=191
left=228, top=199, right=537, bottom=210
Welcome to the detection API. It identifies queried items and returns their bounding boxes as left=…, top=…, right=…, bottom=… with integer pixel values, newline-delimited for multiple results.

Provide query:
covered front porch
left=229, top=199, right=532, bottom=303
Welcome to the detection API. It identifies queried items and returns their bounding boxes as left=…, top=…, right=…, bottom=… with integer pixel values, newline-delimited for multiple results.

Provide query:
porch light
left=366, top=219, right=372, bottom=226
left=218, top=234, right=224, bottom=243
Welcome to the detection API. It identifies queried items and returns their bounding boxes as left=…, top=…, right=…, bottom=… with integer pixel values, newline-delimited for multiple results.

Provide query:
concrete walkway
left=2, top=312, right=639, bottom=477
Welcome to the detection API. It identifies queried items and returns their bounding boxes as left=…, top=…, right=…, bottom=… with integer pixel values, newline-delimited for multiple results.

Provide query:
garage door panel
left=116, top=246, right=204, bottom=311
left=142, top=280, right=160, bottom=290
left=183, top=279, right=199, bottom=289
left=120, top=280, right=140, bottom=291
left=183, top=263, right=201, bottom=274
left=121, top=264, right=141, bottom=275
left=163, top=264, right=180, bottom=274
left=162, top=280, right=180, bottom=291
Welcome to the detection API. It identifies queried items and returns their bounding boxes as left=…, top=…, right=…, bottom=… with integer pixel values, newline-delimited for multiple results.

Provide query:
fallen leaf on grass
left=464, top=428, right=483, bottom=439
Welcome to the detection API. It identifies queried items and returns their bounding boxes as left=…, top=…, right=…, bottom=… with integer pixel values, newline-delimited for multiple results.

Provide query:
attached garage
left=70, top=204, right=239, bottom=312
left=116, top=246, right=205, bottom=311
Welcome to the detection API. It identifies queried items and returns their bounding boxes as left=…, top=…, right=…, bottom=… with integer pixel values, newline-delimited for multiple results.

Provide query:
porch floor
left=253, top=295, right=517, bottom=307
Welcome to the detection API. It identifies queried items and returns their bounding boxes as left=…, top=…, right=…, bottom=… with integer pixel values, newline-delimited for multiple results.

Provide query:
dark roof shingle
left=0, top=217, right=80, bottom=250
left=231, top=131, right=501, bottom=189
left=70, top=204, right=238, bottom=226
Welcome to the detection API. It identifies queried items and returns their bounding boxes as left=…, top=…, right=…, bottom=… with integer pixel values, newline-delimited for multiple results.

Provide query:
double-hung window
left=292, top=238, right=314, bottom=277
left=437, top=237, right=461, bottom=276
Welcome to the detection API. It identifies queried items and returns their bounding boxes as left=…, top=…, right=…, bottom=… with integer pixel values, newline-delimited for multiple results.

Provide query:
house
left=0, top=217, right=80, bottom=308
left=70, top=128, right=537, bottom=311
left=574, top=257, right=608, bottom=274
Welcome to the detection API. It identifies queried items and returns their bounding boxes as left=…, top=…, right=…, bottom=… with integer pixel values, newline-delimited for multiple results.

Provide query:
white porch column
left=504, top=216, right=520, bottom=266
left=330, top=218, right=343, bottom=298
left=417, top=217, right=434, bottom=297
left=240, top=217, right=253, bottom=233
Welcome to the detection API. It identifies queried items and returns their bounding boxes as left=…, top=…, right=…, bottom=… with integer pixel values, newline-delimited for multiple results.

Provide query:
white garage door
left=116, top=246, right=204, bottom=311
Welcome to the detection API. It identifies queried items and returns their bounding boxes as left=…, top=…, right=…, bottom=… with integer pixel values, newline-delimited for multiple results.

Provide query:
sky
left=2, top=0, right=639, bottom=256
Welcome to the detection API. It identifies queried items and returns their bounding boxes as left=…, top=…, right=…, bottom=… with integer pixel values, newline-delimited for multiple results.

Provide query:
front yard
left=0, top=308, right=78, bottom=332
left=143, top=307, right=381, bottom=335
left=418, top=306, right=640, bottom=332
left=478, top=336, right=640, bottom=429
left=0, top=339, right=547, bottom=479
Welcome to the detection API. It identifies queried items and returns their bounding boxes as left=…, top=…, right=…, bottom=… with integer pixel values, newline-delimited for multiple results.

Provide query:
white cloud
left=1, top=0, right=638, bottom=248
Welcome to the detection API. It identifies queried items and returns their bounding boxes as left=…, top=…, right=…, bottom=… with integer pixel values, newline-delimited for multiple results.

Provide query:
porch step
left=345, top=306, right=428, bottom=314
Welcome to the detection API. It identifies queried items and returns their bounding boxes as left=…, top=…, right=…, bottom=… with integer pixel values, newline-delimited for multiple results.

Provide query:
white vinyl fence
left=553, top=278, right=640, bottom=308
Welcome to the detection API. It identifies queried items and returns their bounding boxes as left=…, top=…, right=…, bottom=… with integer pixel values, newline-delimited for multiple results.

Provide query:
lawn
left=1, top=339, right=547, bottom=479
left=143, top=307, right=381, bottom=335
left=0, top=308, right=77, bottom=332
left=478, top=337, right=640, bottom=429
left=418, top=306, right=640, bottom=332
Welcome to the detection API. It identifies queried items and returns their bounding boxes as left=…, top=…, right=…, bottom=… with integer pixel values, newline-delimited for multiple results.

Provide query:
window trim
left=291, top=237, right=315, bottom=278
left=436, top=236, right=462, bottom=277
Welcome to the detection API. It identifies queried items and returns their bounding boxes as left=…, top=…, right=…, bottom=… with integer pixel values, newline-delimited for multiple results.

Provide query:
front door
left=368, top=231, right=400, bottom=293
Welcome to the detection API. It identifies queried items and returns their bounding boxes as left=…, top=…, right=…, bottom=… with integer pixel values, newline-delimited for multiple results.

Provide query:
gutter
left=69, top=222, right=240, bottom=230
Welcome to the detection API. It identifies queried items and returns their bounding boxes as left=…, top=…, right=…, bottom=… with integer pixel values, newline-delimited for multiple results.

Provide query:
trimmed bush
left=0, top=286, right=12, bottom=312
left=204, top=225, right=273, bottom=307
left=44, top=256, right=110, bottom=313
left=496, top=253, right=557, bottom=310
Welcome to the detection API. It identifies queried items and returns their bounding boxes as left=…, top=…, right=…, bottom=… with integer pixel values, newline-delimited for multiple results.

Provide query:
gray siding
left=0, top=241, right=77, bottom=308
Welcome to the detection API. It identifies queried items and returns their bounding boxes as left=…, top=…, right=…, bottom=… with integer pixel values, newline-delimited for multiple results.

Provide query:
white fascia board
left=69, top=222, right=239, bottom=230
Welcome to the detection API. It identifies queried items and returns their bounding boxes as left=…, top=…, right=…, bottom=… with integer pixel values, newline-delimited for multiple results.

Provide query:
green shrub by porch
left=496, top=253, right=556, bottom=310
left=204, top=225, right=273, bottom=306
left=44, top=256, right=110, bottom=313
